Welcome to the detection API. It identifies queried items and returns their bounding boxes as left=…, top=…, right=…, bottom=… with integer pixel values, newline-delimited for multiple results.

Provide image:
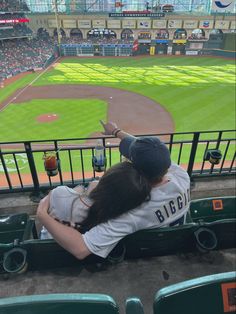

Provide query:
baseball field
left=0, top=56, right=235, bottom=179
left=0, top=56, right=235, bottom=142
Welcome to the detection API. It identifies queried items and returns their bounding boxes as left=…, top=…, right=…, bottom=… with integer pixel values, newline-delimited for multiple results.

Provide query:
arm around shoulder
left=37, top=196, right=91, bottom=260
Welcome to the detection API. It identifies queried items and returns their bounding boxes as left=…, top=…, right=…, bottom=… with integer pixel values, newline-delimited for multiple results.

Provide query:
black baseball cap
left=119, top=136, right=171, bottom=179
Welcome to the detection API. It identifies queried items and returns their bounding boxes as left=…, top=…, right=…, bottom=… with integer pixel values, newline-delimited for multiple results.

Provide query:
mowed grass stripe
left=0, top=99, right=107, bottom=142
left=0, top=56, right=235, bottom=141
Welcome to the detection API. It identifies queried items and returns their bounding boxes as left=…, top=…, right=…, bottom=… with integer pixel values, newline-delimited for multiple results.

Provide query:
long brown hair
left=79, top=161, right=151, bottom=232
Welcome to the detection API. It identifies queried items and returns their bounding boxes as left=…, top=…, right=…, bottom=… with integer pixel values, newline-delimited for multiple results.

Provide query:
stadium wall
left=28, top=13, right=235, bottom=40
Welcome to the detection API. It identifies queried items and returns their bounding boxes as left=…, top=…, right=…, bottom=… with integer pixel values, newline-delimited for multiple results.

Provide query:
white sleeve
left=82, top=213, right=137, bottom=258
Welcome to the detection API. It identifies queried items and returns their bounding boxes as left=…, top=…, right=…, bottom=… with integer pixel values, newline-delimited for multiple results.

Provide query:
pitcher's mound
left=36, top=114, right=58, bottom=123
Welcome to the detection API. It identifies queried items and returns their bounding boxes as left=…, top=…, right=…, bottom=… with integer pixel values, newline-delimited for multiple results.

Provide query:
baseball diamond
left=0, top=2, right=235, bottom=313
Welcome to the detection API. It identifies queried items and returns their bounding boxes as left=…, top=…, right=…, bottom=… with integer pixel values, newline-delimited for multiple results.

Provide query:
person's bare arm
left=37, top=196, right=91, bottom=260
left=100, top=120, right=135, bottom=140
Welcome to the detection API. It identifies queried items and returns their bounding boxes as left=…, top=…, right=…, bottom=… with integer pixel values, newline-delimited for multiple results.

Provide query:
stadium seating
left=0, top=213, right=34, bottom=243
left=0, top=196, right=235, bottom=273
left=154, top=271, right=236, bottom=314
left=0, top=294, right=120, bottom=314
left=0, top=272, right=234, bottom=314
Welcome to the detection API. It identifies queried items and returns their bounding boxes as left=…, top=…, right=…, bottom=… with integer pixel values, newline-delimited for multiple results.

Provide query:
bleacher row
left=0, top=0, right=29, bottom=13
left=0, top=196, right=235, bottom=274
left=0, top=37, right=55, bottom=81
left=0, top=271, right=235, bottom=314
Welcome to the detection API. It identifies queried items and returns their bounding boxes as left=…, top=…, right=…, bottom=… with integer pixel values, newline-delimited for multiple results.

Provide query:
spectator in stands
left=0, top=37, right=55, bottom=81
left=40, top=161, right=151, bottom=239
left=37, top=121, right=190, bottom=260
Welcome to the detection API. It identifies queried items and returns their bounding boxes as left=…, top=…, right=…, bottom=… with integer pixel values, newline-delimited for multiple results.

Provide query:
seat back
left=0, top=293, right=120, bottom=314
left=154, top=271, right=236, bottom=314
left=124, top=224, right=196, bottom=258
left=126, top=297, right=144, bottom=314
left=0, top=213, right=32, bottom=244
left=190, top=196, right=236, bottom=222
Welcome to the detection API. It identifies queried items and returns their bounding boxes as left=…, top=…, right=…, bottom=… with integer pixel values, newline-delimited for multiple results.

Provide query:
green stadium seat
left=0, top=213, right=34, bottom=244
left=190, top=196, right=236, bottom=222
left=154, top=271, right=236, bottom=314
left=0, top=294, right=120, bottom=314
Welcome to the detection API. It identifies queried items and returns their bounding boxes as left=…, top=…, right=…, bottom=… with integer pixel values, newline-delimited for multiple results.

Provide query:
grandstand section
left=0, top=2, right=235, bottom=313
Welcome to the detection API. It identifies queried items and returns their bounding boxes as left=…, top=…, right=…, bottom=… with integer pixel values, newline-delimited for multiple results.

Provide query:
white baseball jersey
left=49, top=185, right=92, bottom=223
left=40, top=185, right=92, bottom=239
left=82, top=163, right=190, bottom=258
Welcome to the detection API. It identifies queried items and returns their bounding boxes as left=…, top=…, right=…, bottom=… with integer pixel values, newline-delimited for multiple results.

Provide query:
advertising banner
left=199, top=20, right=214, bottom=29
left=183, top=20, right=198, bottom=29
left=78, top=20, right=91, bottom=28
left=63, top=19, right=76, bottom=28
left=92, top=20, right=106, bottom=28
left=173, top=39, right=187, bottom=44
left=186, top=50, right=199, bottom=55
left=0, top=18, right=30, bottom=24
left=122, top=20, right=136, bottom=29
left=109, top=13, right=164, bottom=17
left=152, top=20, right=167, bottom=29
left=168, top=20, right=182, bottom=28
left=137, top=20, right=151, bottom=29
left=214, top=20, right=230, bottom=29
left=230, top=20, right=236, bottom=29
left=211, top=0, right=235, bottom=12
left=167, top=46, right=172, bottom=55
left=107, top=20, right=121, bottom=29
left=48, top=19, right=58, bottom=28
left=150, top=46, right=155, bottom=55
left=156, top=39, right=168, bottom=44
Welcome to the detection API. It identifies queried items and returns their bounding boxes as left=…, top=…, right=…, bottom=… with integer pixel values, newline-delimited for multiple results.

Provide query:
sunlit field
left=0, top=99, right=106, bottom=142
left=0, top=56, right=235, bottom=142
left=0, top=56, right=235, bottom=177
left=33, top=56, right=236, bottom=133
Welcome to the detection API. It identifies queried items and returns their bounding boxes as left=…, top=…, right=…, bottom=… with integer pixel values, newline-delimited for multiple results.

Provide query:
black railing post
left=24, top=142, right=42, bottom=201
left=187, top=132, right=200, bottom=178
left=0, top=148, right=12, bottom=190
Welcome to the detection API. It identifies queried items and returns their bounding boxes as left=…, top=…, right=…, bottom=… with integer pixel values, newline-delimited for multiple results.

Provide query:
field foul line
left=0, top=57, right=61, bottom=113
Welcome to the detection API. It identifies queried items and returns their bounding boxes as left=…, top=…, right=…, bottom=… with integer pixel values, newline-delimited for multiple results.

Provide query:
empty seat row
left=0, top=271, right=235, bottom=314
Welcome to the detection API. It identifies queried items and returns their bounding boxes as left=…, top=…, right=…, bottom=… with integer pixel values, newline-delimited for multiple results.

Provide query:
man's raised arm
left=100, top=120, right=135, bottom=140
left=37, top=196, right=91, bottom=260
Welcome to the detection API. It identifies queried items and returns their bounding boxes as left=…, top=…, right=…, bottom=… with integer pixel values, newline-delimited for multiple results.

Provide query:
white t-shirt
left=82, top=164, right=190, bottom=258
left=40, top=185, right=92, bottom=239
left=49, top=185, right=92, bottom=224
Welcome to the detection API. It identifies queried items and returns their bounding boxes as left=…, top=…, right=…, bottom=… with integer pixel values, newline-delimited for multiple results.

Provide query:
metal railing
left=0, top=130, right=235, bottom=195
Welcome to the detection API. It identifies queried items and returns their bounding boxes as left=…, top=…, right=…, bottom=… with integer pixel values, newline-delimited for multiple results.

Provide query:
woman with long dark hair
left=41, top=161, right=151, bottom=238
left=37, top=120, right=190, bottom=261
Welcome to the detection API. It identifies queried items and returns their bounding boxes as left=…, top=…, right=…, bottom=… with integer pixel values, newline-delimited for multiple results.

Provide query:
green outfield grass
left=0, top=56, right=235, bottom=176
left=0, top=56, right=235, bottom=143
left=34, top=56, right=235, bottom=133
left=0, top=98, right=106, bottom=142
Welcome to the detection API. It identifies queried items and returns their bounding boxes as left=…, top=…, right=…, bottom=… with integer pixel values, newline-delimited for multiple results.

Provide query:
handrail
left=0, top=130, right=235, bottom=195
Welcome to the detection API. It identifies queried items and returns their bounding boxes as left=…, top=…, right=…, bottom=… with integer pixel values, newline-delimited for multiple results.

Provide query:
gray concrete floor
left=0, top=249, right=235, bottom=313
left=0, top=177, right=235, bottom=313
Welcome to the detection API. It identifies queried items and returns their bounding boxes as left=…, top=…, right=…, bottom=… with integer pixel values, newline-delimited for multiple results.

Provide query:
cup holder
left=3, top=248, right=27, bottom=273
left=194, top=228, right=218, bottom=253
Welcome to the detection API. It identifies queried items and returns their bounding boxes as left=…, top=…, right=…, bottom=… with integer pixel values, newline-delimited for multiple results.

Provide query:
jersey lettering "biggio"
left=155, top=189, right=190, bottom=226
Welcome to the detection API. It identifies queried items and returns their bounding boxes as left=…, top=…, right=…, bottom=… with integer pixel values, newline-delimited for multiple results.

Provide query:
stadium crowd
left=0, top=37, right=55, bottom=82
left=0, top=0, right=29, bottom=12
left=0, top=24, right=32, bottom=40
left=60, top=37, right=133, bottom=45
left=0, top=19, right=136, bottom=83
